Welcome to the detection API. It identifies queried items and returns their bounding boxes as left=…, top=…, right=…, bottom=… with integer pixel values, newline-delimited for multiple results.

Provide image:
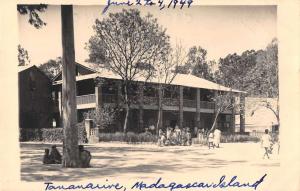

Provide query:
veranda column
left=58, top=91, right=62, bottom=117
left=213, top=91, right=218, bottom=129
left=138, top=83, right=144, bottom=130
left=95, top=84, right=102, bottom=111
left=196, top=88, right=201, bottom=129
left=179, top=86, right=184, bottom=128
left=230, top=97, right=236, bottom=133
left=240, top=94, right=246, bottom=133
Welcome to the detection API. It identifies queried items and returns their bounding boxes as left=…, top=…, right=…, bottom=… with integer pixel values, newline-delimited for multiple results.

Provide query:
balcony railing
left=183, top=99, right=196, bottom=108
left=200, top=101, right=215, bottom=109
left=76, top=94, right=96, bottom=105
left=74, top=94, right=215, bottom=110
left=102, top=94, right=115, bottom=103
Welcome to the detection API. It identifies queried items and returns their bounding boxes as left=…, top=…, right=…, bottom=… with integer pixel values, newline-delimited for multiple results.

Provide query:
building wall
left=19, top=66, right=52, bottom=129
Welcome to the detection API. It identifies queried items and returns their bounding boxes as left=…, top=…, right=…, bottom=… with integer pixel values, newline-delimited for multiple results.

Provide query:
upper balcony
left=74, top=93, right=221, bottom=112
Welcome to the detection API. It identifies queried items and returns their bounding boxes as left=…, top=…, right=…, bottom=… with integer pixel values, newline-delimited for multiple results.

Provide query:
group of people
left=43, top=145, right=92, bottom=167
left=207, top=128, right=222, bottom=149
left=158, top=126, right=192, bottom=146
left=157, top=125, right=222, bottom=149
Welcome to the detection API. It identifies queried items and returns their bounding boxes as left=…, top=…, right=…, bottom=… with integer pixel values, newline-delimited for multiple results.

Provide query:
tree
left=218, top=49, right=258, bottom=90
left=18, top=45, right=30, bottom=66
left=208, top=90, right=237, bottom=133
left=18, top=4, right=80, bottom=167
left=84, top=105, right=118, bottom=129
left=86, top=9, right=171, bottom=132
left=61, top=5, right=80, bottom=167
left=176, top=46, right=214, bottom=81
left=39, top=57, right=62, bottom=78
left=17, top=4, right=47, bottom=28
left=248, top=38, right=279, bottom=126
left=153, top=43, right=187, bottom=133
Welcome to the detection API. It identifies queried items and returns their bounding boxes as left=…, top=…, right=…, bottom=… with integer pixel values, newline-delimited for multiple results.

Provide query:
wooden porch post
left=61, top=5, right=79, bottom=168
left=240, top=94, right=245, bottom=133
left=230, top=97, right=236, bottom=133
left=95, top=85, right=102, bottom=111
left=196, top=88, right=201, bottom=129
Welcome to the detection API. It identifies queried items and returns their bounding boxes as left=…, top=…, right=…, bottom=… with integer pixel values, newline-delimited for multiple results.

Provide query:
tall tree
left=18, top=45, right=30, bottom=66
left=153, top=43, right=187, bottom=132
left=176, top=46, right=214, bottom=81
left=18, top=4, right=80, bottom=167
left=248, top=38, right=279, bottom=125
left=61, top=5, right=80, bottom=167
left=39, top=57, right=62, bottom=78
left=86, top=9, right=171, bottom=132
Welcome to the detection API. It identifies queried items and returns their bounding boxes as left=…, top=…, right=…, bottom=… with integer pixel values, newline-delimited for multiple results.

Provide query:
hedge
left=98, top=132, right=157, bottom=143
left=19, top=123, right=87, bottom=143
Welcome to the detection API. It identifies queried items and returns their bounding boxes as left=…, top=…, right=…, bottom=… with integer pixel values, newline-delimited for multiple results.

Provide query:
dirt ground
left=20, top=142, right=280, bottom=183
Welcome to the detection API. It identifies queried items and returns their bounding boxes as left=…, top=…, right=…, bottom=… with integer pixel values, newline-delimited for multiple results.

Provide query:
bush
left=98, top=132, right=157, bottom=143
left=19, top=123, right=87, bottom=143
left=220, top=134, right=260, bottom=143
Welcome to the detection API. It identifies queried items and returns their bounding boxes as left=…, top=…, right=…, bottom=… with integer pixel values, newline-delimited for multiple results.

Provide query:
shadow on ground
left=20, top=142, right=278, bottom=182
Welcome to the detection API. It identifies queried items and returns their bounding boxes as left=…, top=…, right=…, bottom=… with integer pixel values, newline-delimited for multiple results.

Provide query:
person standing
left=208, top=132, right=214, bottom=149
left=213, top=128, right=221, bottom=148
left=261, top=129, right=272, bottom=159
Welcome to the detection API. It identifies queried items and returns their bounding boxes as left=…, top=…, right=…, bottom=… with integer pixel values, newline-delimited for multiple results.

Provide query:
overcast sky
left=18, top=5, right=277, bottom=65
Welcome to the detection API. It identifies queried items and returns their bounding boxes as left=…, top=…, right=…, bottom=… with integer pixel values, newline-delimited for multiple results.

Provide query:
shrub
left=98, top=132, right=157, bottom=143
left=19, top=123, right=87, bottom=143
left=220, top=134, right=260, bottom=143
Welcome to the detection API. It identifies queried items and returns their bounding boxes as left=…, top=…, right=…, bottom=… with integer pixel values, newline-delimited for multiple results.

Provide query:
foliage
left=98, top=132, right=157, bottom=143
left=39, top=57, right=62, bottom=78
left=216, top=38, right=278, bottom=98
left=83, top=106, right=119, bottom=129
left=17, top=4, right=47, bottom=28
left=19, top=123, right=87, bottom=143
left=18, top=45, right=30, bottom=66
left=86, top=9, right=171, bottom=132
left=220, top=134, right=260, bottom=143
left=176, top=46, right=214, bottom=81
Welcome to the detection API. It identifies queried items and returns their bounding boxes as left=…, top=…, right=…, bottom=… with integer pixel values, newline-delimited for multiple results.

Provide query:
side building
left=52, top=63, right=246, bottom=134
left=18, top=65, right=52, bottom=129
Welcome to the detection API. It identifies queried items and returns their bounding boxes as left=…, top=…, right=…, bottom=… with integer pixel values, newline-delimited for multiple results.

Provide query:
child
left=261, top=129, right=272, bottom=159
left=208, top=132, right=214, bottom=149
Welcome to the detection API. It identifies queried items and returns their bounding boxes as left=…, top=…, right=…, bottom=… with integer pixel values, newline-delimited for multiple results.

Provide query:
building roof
left=53, top=62, right=246, bottom=93
left=18, top=65, right=35, bottom=72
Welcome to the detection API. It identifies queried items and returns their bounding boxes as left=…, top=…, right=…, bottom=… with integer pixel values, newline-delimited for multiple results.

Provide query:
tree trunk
left=123, top=85, right=129, bottom=133
left=209, top=109, right=220, bottom=133
left=61, top=5, right=79, bottom=168
left=155, top=85, right=163, bottom=135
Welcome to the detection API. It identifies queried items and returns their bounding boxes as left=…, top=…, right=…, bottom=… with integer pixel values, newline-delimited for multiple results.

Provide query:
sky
left=18, top=5, right=277, bottom=65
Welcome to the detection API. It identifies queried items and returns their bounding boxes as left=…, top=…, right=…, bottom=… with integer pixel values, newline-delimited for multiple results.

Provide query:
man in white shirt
left=261, top=129, right=272, bottom=159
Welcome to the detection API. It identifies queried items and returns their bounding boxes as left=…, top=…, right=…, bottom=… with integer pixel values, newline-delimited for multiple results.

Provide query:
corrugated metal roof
left=53, top=62, right=245, bottom=93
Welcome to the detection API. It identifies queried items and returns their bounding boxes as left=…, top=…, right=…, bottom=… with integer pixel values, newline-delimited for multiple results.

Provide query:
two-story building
left=52, top=63, right=245, bottom=133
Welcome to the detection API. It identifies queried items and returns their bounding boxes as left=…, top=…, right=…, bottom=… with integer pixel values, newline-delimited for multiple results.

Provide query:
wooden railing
left=75, top=94, right=215, bottom=110
left=76, top=94, right=96, bottom=105
left=183, top=99, right=196, bottom=108
left=102, top=94, right=115, bottom=103
left=200, top=101, right=215, bottom=109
